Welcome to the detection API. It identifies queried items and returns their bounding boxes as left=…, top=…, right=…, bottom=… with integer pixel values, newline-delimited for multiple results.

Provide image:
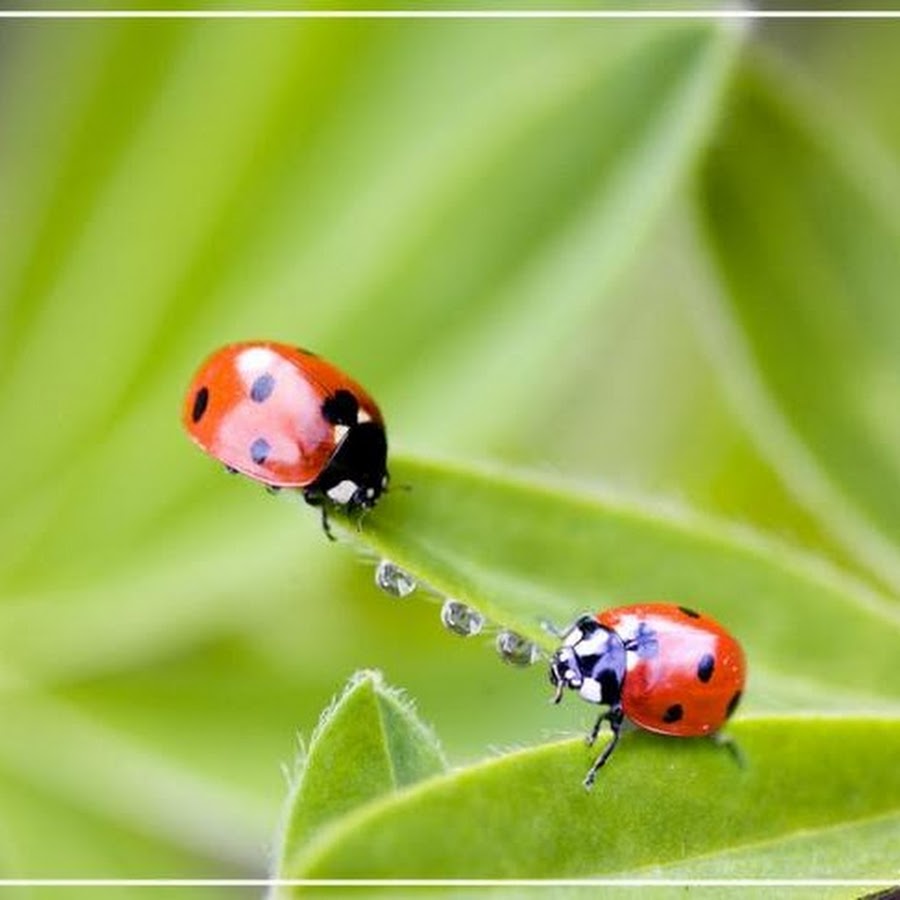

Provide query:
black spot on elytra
left=321, top=389, right=359, bottom=426
left=250, top=373, right=275, bottom=403
left=250, top=437, right=271, bottom=465
left=726, top=690, right=742, bottom=719
left=662, top=703, right=684, bottom=723
left=191, top=386, right=209, bottom=423
left=697, top=653, right=715, bottom=683
left=678, top=606, right=700, bottom=619
left=295, top=346, right=319, bottom=358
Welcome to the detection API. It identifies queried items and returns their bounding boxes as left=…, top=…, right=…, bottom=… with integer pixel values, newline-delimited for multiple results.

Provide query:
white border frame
left=1, top=9, right=900, bottom=17
left=1, top=5, right=898, bottom=891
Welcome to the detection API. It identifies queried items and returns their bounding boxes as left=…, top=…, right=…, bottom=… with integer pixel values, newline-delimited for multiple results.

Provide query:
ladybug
left=549, top=603, right=746, bottom=787
left=182, top=341, right=388, bottom=536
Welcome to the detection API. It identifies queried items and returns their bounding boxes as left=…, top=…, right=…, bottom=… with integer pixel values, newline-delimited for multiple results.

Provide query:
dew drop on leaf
left=440, top=599, right=485, bottom=637
left=495, top=630, right=539, bottom=666
left=374, top=560, right=417, bottom=598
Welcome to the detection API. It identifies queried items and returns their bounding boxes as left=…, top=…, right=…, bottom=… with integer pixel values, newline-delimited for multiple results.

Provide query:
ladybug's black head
left=549, top=644, right=583, bottom=703
left=311, top=421, right=389, bottom=511
left=549, top=616, right=626, bottom=708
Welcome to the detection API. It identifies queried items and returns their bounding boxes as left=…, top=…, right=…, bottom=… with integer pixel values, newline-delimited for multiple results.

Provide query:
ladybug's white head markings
left=549, top=616, right=627, bottom=707
left=326, top=479, right=360, bottom=505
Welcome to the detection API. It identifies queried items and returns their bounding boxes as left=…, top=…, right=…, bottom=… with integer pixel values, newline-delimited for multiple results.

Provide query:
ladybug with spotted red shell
left=549, top=602, right=746, bottom=787
left=182, top=341, right=388, bottom=536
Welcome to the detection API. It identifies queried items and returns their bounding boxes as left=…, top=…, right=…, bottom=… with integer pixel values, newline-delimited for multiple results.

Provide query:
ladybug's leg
left=712, top=731, right=746, bottom=769
left=319, top=505, right=335, bottom=541
left=348, top=487, right=373, bottom=534
left=302, top=488, right=336, bottom=542
left=583, top=706, right=624, bottom=789
left=354, top=507, right=367, bottom=533
left=585, top=710, right=607, bottom=747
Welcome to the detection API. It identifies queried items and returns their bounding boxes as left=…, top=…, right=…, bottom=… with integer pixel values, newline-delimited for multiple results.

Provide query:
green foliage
left=696, top=54, right=900, bottom=595
left=341, top=455, right=900, bottom=708
left=274, top=678, right=899, bottom=880
left=274, top=670, right=445, bottom=874
left=0, top=12, right=898, bottom=895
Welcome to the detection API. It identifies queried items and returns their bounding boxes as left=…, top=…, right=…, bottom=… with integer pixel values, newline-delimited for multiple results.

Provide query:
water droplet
left=440, top=599, right=485, bottom=637
left=495, top=630, right=539, bottom=666
left=374, top=560, right=416, bottom=598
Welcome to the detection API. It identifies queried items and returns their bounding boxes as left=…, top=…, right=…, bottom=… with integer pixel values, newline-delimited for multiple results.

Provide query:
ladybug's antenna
left=539, top=618, right=564, bottom=639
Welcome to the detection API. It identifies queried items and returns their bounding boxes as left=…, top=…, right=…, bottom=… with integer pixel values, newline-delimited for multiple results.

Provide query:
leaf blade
left=694, top=56, right=900, bottom=594
left=629, top=810, right=900, bottom=879
left=285, top=716, right=900, bottom=879
left=345, top=455, right=900, bottom=705
left=273, top=670, right=446, bottom=874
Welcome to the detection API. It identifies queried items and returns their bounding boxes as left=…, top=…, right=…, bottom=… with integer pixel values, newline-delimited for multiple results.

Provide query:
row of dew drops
left=374, top=559, right=541, bottom=666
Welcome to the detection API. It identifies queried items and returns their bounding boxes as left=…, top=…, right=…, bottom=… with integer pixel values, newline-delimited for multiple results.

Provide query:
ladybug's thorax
left=549, top=616, right=626, bottom=707
left=308, top=418, right=388, bottom=510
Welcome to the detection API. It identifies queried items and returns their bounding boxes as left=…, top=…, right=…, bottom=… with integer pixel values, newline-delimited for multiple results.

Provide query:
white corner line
left=2, top=8, right=900, bottom=17
left=0, top=879, right=897, bottom=888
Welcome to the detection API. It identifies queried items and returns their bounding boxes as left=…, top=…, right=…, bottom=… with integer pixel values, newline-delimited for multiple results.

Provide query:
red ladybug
left=549, top=603, right=746, bottom=787
left=182, top=341, right=387, bottom=535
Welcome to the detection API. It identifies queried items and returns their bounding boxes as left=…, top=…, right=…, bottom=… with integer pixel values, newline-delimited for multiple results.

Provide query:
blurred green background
left=1, top=8, right=899, bottom=890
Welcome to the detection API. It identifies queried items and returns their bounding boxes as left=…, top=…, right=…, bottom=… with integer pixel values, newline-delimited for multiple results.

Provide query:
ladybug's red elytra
left=182, top=341, right=388, bottom=536
left=549, top=603, right=746, bottom=787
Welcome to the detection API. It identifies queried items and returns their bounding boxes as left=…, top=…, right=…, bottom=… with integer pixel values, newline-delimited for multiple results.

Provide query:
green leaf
left=282, top=716, right=900, bottom=879
left=694, top=56, right=900, bottom=594
left=395, top=19, right=742, bottom=454
left=273, top=670, right=446, bottom=873
left=632, top=810, right=900, bottom=879
left=339, top=456, right=900, bottom=707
